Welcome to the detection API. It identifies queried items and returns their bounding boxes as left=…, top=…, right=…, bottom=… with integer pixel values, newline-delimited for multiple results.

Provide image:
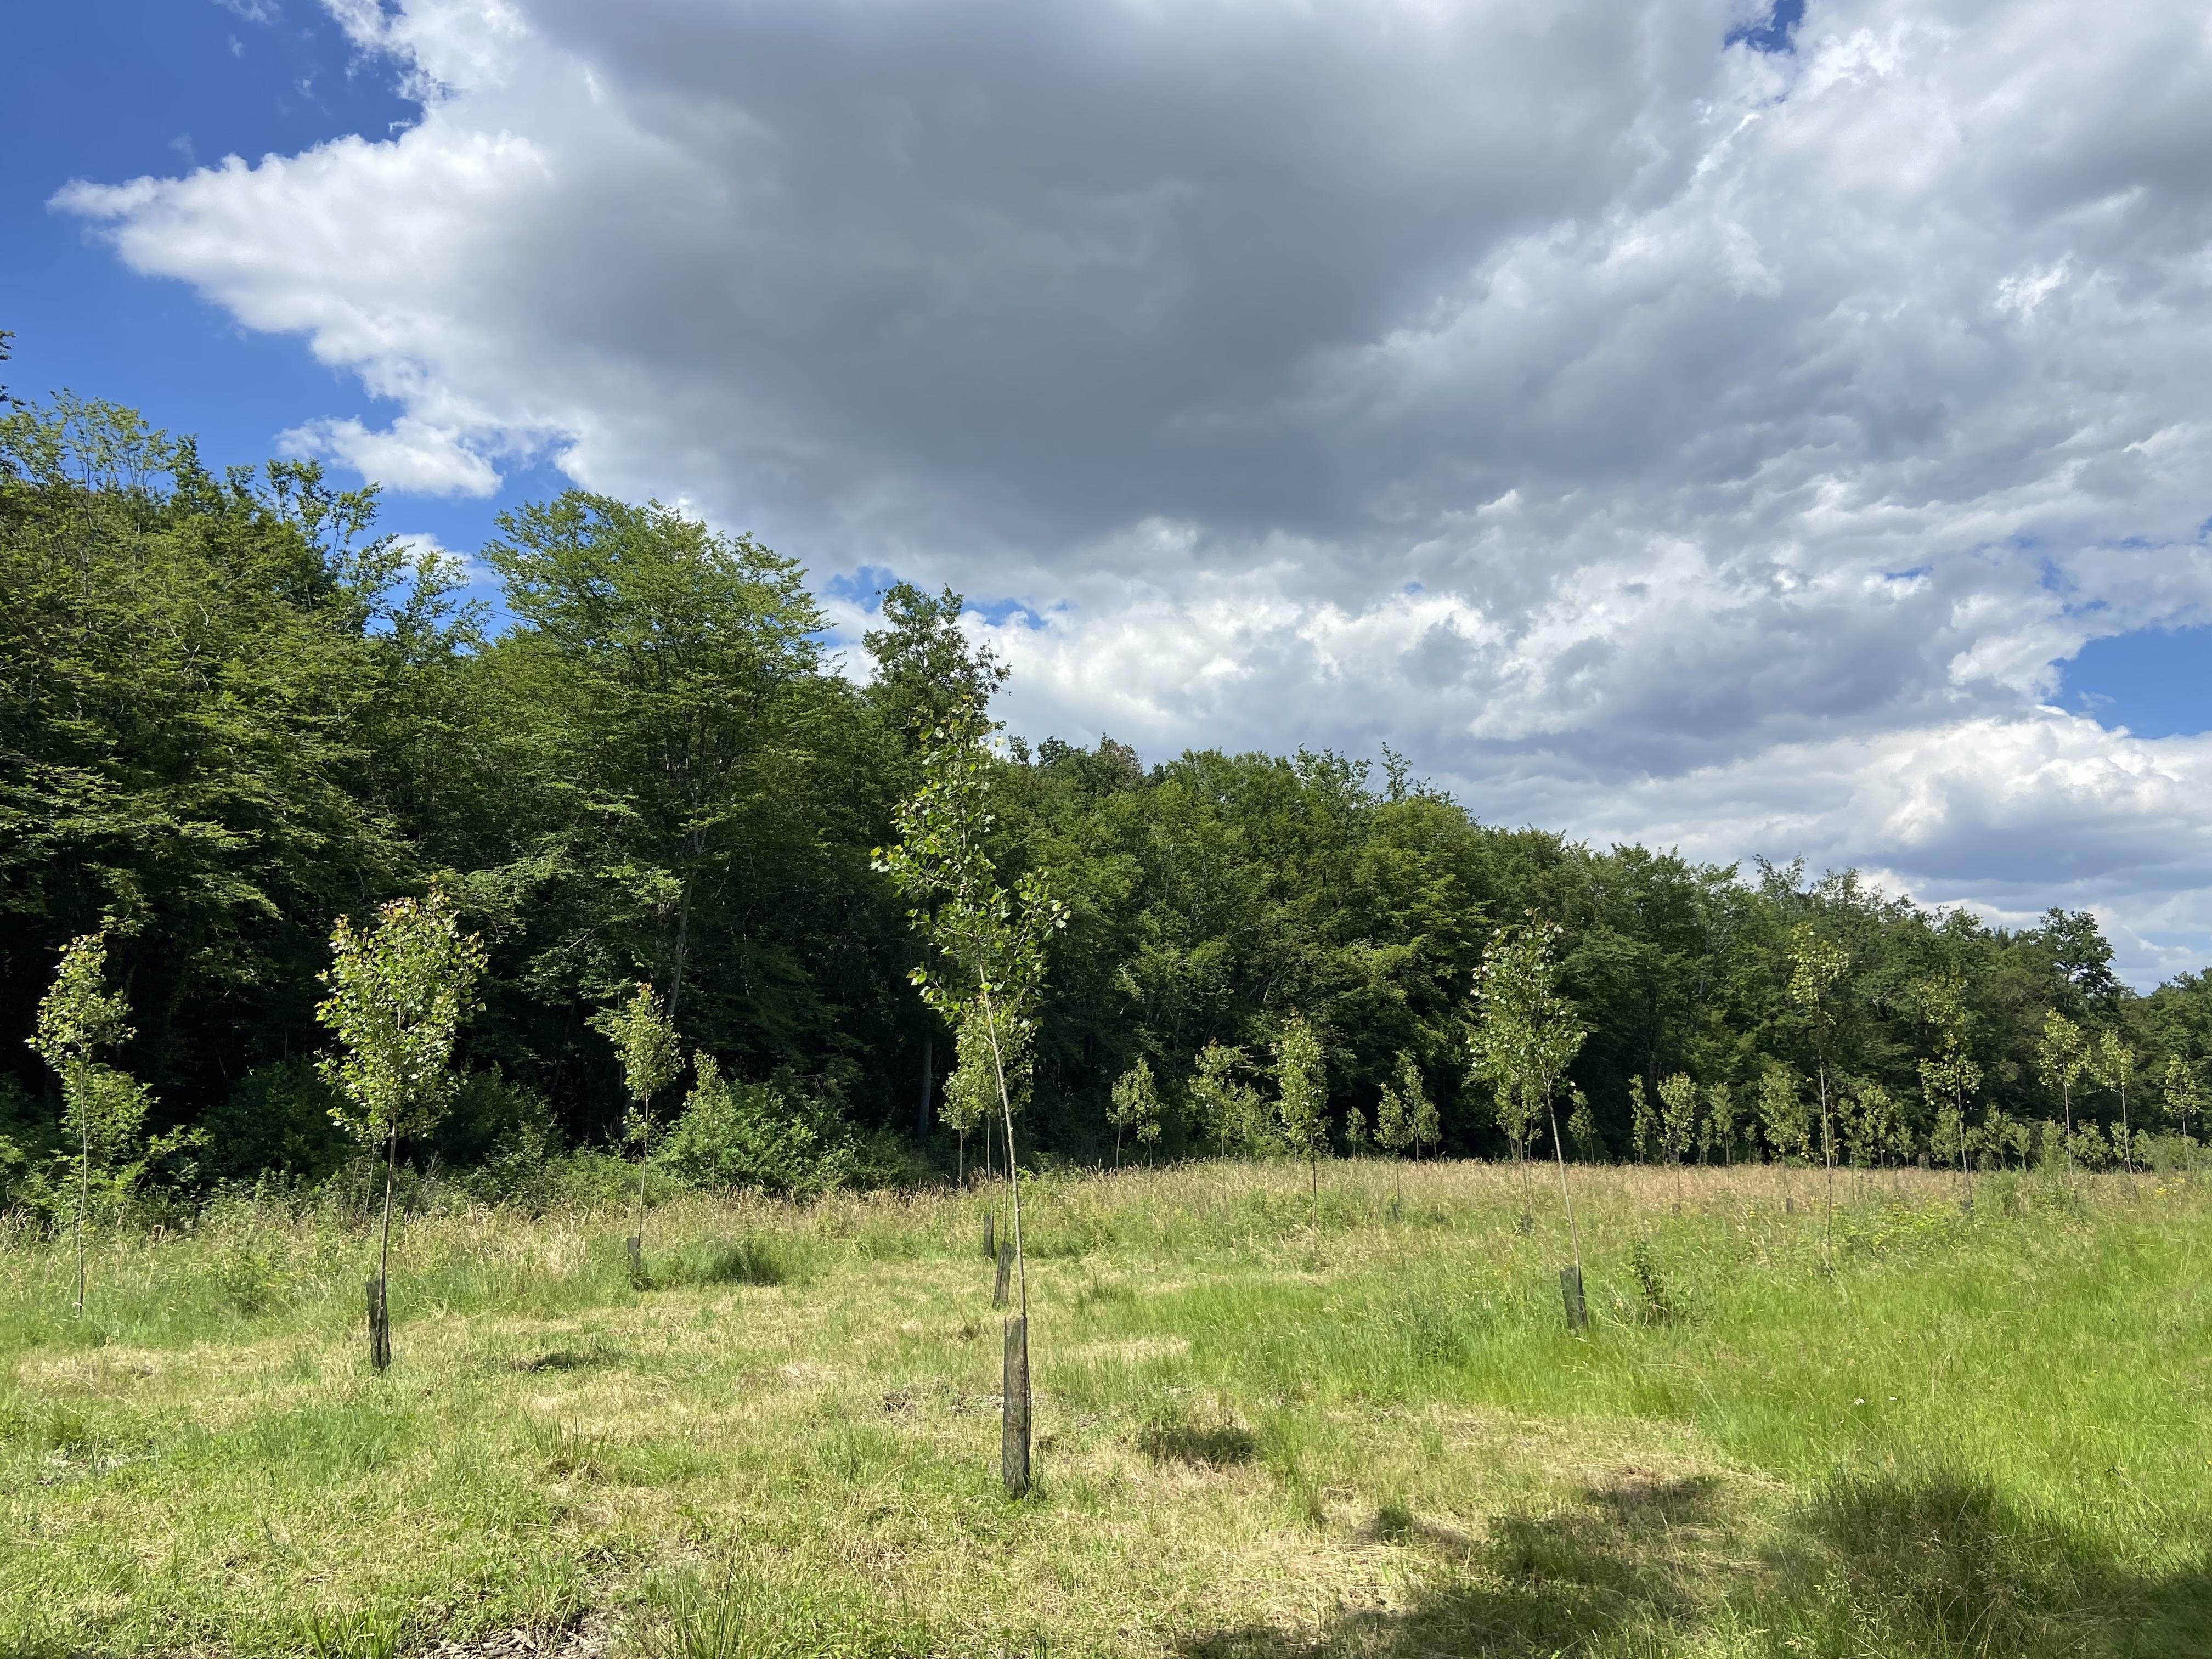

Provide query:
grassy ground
left=3, top=1159, right=2208, bottom=1658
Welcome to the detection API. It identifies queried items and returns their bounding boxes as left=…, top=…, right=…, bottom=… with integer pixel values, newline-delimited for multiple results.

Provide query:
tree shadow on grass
left=1175, top=1468, right=2212, bottom=1658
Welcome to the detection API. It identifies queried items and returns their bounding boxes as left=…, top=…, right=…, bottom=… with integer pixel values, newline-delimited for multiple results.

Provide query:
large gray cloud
left=55, top=0, right=2212, bottom=981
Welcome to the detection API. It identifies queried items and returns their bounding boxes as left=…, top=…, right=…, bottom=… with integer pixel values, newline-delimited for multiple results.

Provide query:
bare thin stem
left=1548, top=1092, right=1582, bottom=1273
left=75, top=1059, right=88, bottom=1317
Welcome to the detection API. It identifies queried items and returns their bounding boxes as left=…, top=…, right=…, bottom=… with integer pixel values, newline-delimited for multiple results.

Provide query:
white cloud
left=50, top=0, right=2212, bottom=982
left=278, top=414, right=500, bottom=496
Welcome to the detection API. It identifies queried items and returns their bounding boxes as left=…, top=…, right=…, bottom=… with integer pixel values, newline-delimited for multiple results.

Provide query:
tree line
left=5, top=392, right=2210, bottom=1209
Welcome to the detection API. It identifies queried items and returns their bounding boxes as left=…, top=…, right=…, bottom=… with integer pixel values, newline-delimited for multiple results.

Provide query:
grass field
left=3, top=1160, right=2208, bottom=1658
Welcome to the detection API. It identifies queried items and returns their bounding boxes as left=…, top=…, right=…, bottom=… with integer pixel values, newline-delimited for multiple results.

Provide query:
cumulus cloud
left=50, top=0, right=2212, bottom=980
left=278, top=414, right=500, bottom=496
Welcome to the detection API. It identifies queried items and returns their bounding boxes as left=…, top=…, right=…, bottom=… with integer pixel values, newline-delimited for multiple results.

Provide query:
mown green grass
left=3, top=1162, right=2207, bottom=1657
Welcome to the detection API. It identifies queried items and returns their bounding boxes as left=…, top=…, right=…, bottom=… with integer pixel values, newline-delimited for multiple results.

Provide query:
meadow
left=3, top=1160, right=2208, bottom=1659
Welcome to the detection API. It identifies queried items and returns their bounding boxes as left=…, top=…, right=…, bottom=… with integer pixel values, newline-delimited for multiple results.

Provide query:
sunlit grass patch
left=2, top=1163, right=2207, bottom=1656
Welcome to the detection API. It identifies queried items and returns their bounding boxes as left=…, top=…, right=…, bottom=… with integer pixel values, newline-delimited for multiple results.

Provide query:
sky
left=8, top=0, right=2212, bottom=986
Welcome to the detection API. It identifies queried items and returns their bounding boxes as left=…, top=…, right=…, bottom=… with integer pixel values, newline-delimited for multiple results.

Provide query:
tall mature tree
left=1274, top=1014, right=1329, bottom=1228
left=1785, top=923, right=1849, bottom=1271
left=874, top=699, right=1064, bottom=1496
left=862, top=582, right=1007, bottom=744
left=2037, top=1009, right=2090, bottom=1172
left=594, top=982, right=682, bottom=1268
left=2, top=398, right=469, bottom=1118
left=482, top=493, right=824, bottom=1023
left=1468, top=915, right=1589, bottom=1274
left=316, top=888, right=486, bottom=1369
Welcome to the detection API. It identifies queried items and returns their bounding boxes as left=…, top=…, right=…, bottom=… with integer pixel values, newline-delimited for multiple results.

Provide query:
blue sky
left=12, top=0, right=2212, bottom=982
left=2, top=2, right=549, bottom=577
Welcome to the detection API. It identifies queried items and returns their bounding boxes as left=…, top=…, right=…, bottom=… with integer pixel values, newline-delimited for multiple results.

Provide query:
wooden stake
left=365, top=1278, right=390, bottom=1371
left=1559, top=1265, right=1587, bottom=1333
left=983, top=1209, right=996, bottom=1260
left=1002, top=1316, right=1031, bottom=1497
left=625, top=1235, right=642, bottom=1283
left=994, top=1237, right=1012, bottom=1307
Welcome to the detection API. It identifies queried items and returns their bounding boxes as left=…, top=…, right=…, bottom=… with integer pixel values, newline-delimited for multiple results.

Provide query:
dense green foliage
left=6, top=396, right=2211, bottom=1199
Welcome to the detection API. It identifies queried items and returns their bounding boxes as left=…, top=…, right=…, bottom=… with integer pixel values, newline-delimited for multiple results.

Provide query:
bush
left=657, top=1057, right=850, bottom=1198
left=200, top=1060, right=351, bottom=1182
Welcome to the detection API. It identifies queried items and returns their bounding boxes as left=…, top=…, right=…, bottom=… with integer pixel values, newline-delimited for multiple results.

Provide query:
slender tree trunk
left=977, top=990, right=1031, bottom=1496
left=1310, top=1154, right=1319, bottom=1233
left=634, top=1092, right=651, bottom=1254
left=1549, top=1091, right=1583, bottom=1274
left=666, top=870, right=696, bottom=1022
left=1818, top=1062, right=1835, bottom=1273
left=2120, top=1080, right=2132, bottom=1174
left=74, top=1060, right=88, bottom=1317
left=371, top=1120, right=398, bottom=1370
left=1960, top=1088, right=1975, bottom=1211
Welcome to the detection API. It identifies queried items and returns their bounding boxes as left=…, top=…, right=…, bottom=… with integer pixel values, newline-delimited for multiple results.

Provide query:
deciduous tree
left=1468, top=915, right=1589, bottom=1273
left=1275, top=1014, right=1329, bottom=1228
left=1786, top=923, right=1849, bottom=1270
left=874, top=699, right=1064, bottom=1495
left=593, top=982, right=682, bottom=1267
left=315, top=888, right=486, bottom=1369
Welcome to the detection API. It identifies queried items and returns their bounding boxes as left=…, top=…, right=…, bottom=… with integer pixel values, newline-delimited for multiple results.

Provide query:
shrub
left=657, top=1057, right=849, bottom=1197
left=201, top=1060, right=352, bottom=1182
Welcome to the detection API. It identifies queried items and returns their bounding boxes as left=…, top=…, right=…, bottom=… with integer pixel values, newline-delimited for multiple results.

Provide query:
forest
left=6, top=390, right=2210, bottom=1211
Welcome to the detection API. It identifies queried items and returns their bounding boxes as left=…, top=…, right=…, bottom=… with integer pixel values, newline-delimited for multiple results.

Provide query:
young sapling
left=1656, top=1072, right=1699, bottom=1207
left=1467, top=913, right=1589, bottom=1327
left=2038, top=1010, right=2090, bottom=1175
left=1274, top=1014, right=1328, bottom=1231
left=1107, top=1057, right=1161, bottom=1169
left=1785, top=923, right=1849, bottom=1272
left=594, top=981, right=682, bottom=1277
left=28, top=932, right=193, bottom=1314
left=2094, top=1029, right=2137, bottom=1173
left=874, top=698, right=1065, bottom=1497
left=315, top=888, right=487, bottom=1369
left=1757, top=1062, right=1807, bottom=1213
left=2163, top=1055, right=2203, bottom=1154
left=1704, top=1081, right=1736, bottom=1166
